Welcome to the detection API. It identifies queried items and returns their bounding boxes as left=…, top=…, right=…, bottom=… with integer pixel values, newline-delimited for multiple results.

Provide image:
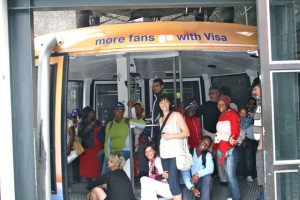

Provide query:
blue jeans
left=180, top=175, right=212, bottom=200
left=181, top=184, right=193, bottom=200
left=195, top=175, right=213, bottom=200
left=161, top=157, right=181, bottom=196
left=101, top=150, right=130, bottom=175
left=242, top=138, right=258, bottom=178
left=223, top=147, right=240, bottom=200
left=258, top=186, right=264, bottom=200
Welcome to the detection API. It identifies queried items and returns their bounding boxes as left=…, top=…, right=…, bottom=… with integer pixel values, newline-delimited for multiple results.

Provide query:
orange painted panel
left=35, top=22, right=257, bottom=55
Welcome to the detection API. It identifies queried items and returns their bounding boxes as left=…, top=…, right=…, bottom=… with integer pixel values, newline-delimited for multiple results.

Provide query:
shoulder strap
left=160, top=111, right=172, bottom=134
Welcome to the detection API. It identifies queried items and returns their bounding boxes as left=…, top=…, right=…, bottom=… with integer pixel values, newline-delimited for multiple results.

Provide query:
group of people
left=67, top=77, right=264, bottom=200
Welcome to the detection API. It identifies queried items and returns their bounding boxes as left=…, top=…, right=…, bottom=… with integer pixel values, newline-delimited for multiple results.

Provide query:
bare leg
left=173, top=194, right=182, bottom=200
left=90, top=187, right=107, bottom=200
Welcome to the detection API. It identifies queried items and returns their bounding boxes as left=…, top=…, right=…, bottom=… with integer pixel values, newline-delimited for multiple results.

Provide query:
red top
left=185, top=114, right=202, bottom=148
left=213, top=109, right=240, bottom=164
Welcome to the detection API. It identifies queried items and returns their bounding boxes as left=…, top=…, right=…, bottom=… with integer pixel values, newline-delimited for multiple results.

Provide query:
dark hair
left=145, top=141, right=158, bottom=158
left=201, top=136, right=213, bottom=168
left=220, top=86, right=231, bottom=96
left=158, top=94, right=174, bottom=117
left=153, top=79, right=164, bottom=86
left=82, top=106, right=94, bottom=120
left=247, top=97, right=256, bottom=105
left=209, top=86, right=219, bottom=93
left=239, top=106, right=248, bottom=113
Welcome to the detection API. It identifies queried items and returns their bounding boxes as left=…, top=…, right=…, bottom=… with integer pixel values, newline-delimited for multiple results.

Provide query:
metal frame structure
left=6, top=0, right=298, bottom=200
left=257, top=1, right=300, bottom=200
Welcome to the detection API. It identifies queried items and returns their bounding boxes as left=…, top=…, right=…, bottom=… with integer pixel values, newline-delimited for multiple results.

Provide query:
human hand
left=67, top=148, right=71, bottom=156
left=190, top=174, right=199, bottom=184
left=192, top=188, right=201, bottom=198
left=162, top=171, right=169, bottom=179
left=229, top=136, right=238, bottom=146
left=258, top=139, right=263, bottom=150
left=90, top=120, right=97, bottom=126
left=127, top=100, right=134, bottom=108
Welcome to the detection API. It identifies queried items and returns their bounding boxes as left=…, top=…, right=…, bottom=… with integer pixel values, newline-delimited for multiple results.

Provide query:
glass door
left=257, top=1, right=300, bottom=199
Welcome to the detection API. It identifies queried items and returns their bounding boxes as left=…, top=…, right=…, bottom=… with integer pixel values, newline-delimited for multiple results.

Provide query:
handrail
left=37, top=36, right=57, bottom=200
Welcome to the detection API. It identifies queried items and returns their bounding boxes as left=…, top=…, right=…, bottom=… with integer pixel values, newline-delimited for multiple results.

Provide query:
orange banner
left=35, top=21, right=257, bottom=55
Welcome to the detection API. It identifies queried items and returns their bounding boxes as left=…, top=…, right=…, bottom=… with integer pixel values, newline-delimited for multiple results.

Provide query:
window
left=270, top=0, right=300, bottom=60
left=273, top=72, right=300, bottom=161
left=67, top=81, right=83, bottom=118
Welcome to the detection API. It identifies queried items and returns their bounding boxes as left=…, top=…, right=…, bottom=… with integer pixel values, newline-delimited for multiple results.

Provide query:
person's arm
left=198, top=118, right=202, bottom=140
left=129, top=118, right=146, bottom=129
left=162, top=112, right=190, bottom=140
left=258, top=131, right=263, bottom=150
left=78, top=121, right=95, bottom=138
left=182, top=170, right=193, bottom=190
left=229, top=112, right=240, bottom=145
left=197, top=153, right=214, bottom=177
left=149, top=157, right=166, bottom=180
left=104, top=122, right=111, bottom=159
left=67, top=126, right=75, bottom=155
left=87, top=173, right=109, bottom=190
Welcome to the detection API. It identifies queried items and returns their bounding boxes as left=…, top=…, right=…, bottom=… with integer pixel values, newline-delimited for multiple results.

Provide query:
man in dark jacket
left=151, top=79, right=168, bottom=150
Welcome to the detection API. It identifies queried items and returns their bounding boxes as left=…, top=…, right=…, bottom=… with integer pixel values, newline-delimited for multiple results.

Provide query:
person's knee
left=203, top=175, right=213, bottom=184
left=91, top=187, right=106, bottom=200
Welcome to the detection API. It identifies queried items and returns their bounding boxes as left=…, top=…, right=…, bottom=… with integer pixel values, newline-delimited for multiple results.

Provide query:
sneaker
left=246, top=176, right=255, bottom=182
left=227, top=198, right=232, bottom=200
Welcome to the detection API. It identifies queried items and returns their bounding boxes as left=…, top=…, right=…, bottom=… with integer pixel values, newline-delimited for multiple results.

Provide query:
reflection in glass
left=67, top=81, right=83, bottom=118
left=211, top=73, right=252, bottom=107
left=273, top=72, right=300, bottom=160
left=163, top=81, right=201, bottom=107
left=95, top=83, right=141, bottom=127
left=270, top=0, right=300, bottom=60
left=276, top=172, right=299, bottom=199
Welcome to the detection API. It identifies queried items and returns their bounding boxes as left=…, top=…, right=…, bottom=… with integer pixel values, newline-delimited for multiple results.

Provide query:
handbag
left=176, top=138, right=193, bottom=171
left=73, top=136, right=84, bottom=156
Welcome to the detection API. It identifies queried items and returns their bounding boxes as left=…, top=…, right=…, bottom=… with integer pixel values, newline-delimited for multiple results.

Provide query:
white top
left=160, top=113, right=181, bottom=158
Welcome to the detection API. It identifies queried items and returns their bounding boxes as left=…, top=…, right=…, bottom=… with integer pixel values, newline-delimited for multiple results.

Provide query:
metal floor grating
left=69, top=176, right=260, bottom=200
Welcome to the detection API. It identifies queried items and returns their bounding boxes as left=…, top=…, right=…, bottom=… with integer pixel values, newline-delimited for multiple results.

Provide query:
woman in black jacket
left=87, top=152, right=135, bottom=200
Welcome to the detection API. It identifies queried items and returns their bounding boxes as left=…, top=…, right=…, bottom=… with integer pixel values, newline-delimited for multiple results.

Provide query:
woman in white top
left=140, top=142, right=173, bottom=200
left=158, top=94, right=190, bottom=200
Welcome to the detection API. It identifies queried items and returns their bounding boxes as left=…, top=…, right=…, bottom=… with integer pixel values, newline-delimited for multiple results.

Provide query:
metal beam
left=256, top=0, right=273, bottom=199
left=0, top=0, right=15, bottom=199
left=11, top=0, right=255, bottom=10
left=8, top=7, right=37, bottom=200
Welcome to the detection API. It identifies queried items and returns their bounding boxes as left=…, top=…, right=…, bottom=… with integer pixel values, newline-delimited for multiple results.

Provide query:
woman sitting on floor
left=87, top=152, right=135, bottom=200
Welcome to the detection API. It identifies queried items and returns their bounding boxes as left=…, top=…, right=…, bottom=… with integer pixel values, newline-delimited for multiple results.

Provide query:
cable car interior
left=62, top=49, right=260, bottom=200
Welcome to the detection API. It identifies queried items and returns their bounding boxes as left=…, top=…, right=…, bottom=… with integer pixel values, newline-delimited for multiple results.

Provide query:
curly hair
left=108, top=152, right=126, bottom=169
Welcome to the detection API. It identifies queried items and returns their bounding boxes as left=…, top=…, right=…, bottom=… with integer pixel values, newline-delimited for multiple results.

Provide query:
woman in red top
left=213, top=95, right=241, bottom=200
left=184, top=102, right=202, bottom=155
left=78, top=106, right=103, bottom=182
